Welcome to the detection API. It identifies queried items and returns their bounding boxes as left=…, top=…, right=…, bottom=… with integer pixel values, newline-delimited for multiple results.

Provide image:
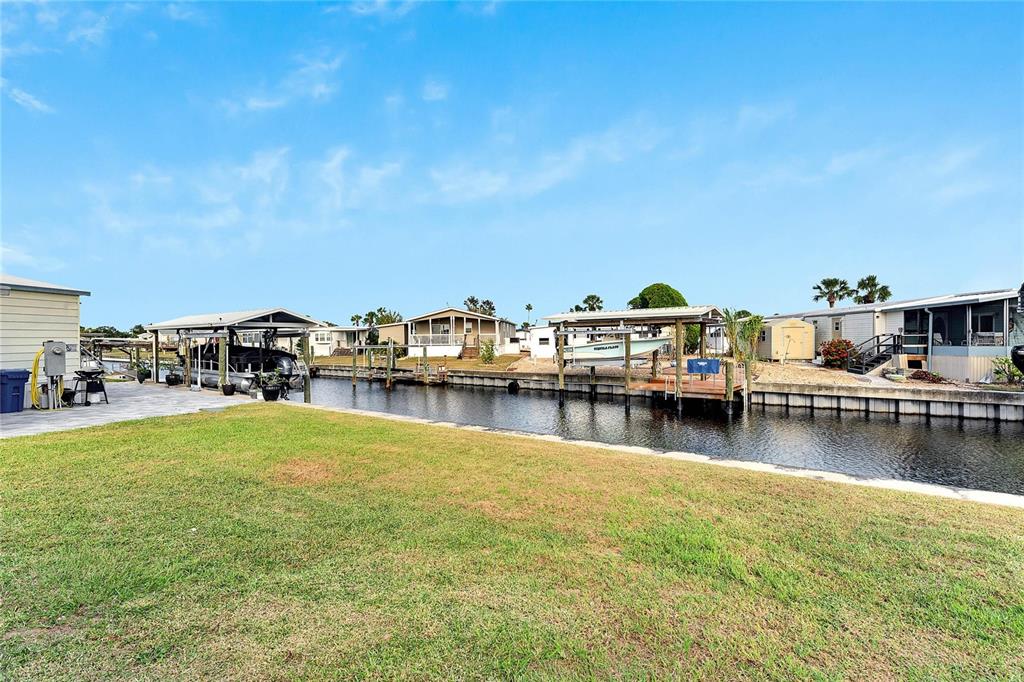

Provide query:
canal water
left=306, top=379, right=1024, bottom=496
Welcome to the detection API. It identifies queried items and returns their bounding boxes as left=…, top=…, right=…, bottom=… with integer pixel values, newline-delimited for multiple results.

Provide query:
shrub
left=992, top=357, right=1023, bottom=384
left=479, top=339, right=497, bottom=364
left=819, top=339, right=855, bottom=368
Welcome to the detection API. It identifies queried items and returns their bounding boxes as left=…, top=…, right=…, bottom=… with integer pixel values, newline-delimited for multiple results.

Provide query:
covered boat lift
left=542, top=305, right=738, bottom=412
left=144, top=308, right=322, bottom=403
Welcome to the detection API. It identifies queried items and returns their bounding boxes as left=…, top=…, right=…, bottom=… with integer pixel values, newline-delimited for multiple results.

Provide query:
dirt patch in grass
left=270, top=458, right=337, bottom=486
left=3, top=624, right=75, bottom=643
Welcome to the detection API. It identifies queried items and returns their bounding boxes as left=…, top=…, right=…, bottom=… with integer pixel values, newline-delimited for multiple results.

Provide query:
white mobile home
left=404, top=307, right=518, bottom=358
left=308, top=326, right=369, bottom=357
left=768, top=285, right=1024, bottom=381
left=0, top=274, right=91, bottom=391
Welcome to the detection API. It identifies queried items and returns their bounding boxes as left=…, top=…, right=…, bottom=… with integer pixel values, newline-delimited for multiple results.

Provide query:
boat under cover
left=563, top=337, right=669, bottom=365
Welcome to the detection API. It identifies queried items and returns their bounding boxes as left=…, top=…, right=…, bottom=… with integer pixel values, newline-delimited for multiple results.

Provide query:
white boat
left=564, top=337, right=668, bottom=365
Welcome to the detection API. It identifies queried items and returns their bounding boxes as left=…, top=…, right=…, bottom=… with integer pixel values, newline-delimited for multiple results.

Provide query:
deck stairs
left=847, top=334, right=902, bottom=375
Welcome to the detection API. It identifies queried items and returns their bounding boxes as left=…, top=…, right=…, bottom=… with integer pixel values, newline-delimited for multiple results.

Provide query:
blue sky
left=2, top=1, right=1022, bottom=328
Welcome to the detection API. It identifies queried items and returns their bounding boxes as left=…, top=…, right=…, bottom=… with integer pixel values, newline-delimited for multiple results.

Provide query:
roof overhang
left=543, top=305, right=724, bottom=327
left=145, top=308, right=322, bottom=334
left=0, top=274, right=90, bottom=297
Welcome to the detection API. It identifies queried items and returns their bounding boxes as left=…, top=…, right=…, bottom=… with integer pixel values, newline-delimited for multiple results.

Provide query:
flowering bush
left=819, top=339, right=855, bottom=368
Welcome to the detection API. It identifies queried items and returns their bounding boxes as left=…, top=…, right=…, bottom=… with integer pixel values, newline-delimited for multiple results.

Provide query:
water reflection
left=307, top=379, right=1024, bottom=495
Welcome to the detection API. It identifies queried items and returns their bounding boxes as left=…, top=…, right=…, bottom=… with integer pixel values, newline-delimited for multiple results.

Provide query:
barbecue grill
left=72, top=368, right=109, bottom=406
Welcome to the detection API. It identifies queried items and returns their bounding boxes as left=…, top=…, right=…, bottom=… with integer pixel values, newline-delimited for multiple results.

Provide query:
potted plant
left=258, top=370, right=284, bottom=402
left=132, top=360, right=152, bottom=383
left=221, top=383, right=236, bottom=396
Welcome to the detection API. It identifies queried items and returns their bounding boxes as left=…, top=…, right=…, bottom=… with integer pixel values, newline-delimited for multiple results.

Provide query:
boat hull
left=564, top=337, right=668, bottom=364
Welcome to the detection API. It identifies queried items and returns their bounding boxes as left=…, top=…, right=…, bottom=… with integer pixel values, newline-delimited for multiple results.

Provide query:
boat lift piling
left=543, top=305, right=732, bottom=415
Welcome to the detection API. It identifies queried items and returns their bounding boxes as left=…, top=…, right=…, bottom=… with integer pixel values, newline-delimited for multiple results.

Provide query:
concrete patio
left=0, top=381, right=254, bottom=439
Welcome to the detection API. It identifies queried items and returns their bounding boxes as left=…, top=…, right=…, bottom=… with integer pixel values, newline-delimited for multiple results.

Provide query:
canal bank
left=314, top=365, right=1024, bottom=422
left=303, top=378, right=1024, bottom=495
left=752, top=381, right=1024, bottom=421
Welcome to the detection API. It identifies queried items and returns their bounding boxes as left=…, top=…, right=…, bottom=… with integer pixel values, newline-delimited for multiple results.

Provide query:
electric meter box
left=43, top=341, right=67, bottom=377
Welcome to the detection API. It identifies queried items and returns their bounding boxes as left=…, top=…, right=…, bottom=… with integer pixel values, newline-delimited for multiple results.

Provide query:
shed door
left=831, top=317, right=843, bottom=340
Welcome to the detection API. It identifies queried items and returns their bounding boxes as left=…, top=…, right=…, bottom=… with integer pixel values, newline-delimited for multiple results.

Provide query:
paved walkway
left=0, top=382, right=251, bottom=439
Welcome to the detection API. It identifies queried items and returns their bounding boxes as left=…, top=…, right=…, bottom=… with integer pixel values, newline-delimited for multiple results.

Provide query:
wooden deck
left=630, top=371, right=744, bottom=399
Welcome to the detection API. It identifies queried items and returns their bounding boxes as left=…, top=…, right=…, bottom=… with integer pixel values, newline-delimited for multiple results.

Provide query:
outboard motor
left=1012, top=345, right=1024, bottom=374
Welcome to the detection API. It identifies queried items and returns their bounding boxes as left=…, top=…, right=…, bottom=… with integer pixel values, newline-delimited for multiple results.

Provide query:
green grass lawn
left=2, top=405, right=1022, bottom=679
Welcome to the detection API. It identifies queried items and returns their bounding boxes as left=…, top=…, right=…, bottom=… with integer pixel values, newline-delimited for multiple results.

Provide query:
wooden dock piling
left=624, top=334, right=631, bottom=414
left=557, top=329, right=565, bottom=406
left=674, top=320, right=683, bottom=412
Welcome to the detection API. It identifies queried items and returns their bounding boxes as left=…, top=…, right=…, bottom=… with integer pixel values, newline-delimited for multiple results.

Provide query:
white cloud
left=165, top=3, right=205, bottom=23
left=317, top=146, right=402, bottom=212
left=826, top=147, right=886, bottom=175
left=348, top=1, right=417, bottom=18
left=67, top=13, right=108, bottom=45
left=429, top=116, right=665, bottom=203
left=221, top=53, right=342, bottom=114
left=5, top=85, right=55, bottom=113
left=35, top=6, right=65, bottom=29
left=422, top=79, right=449, bottom=102
left=0, top=243, right=65, bottom=271
left=735, top=101, right=795, bottom=134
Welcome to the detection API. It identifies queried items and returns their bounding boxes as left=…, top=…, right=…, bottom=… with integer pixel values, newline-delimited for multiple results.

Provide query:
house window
left=833, top=320, right=841, bottom=333
left=538, top=338, right=550, bottom=346
left=759, top=330, right=766, bottom=342
left=465, top=322, right=474, bottom=333
left=314, top=332, right=330, bottom=343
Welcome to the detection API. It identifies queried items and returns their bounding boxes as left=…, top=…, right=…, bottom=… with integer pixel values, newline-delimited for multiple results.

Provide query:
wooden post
left=624, top=333, right=631, bottom=414
left=699, top=321, right=707, bottom=380
left=386, top=339, right=393, bottom=390
left=422, top=345, right=429, bottom=385
left=151, top=333, right=159, bottom=384
left=589, top=364, right=597, bottom=401
left=674, top=320, right=683, bottom=407
left=302, top=333, right=312, bottom=404
left=351, top=347, right=357, bottom=387
left=724, top=359, right=734, bottom=413
left=651, top=349, right=659, bottom=380
left=218, top=332, right=228, bottom=389
left=184, top=338, right=192, bottom=388
left=557, top=329, right=565, bottom=406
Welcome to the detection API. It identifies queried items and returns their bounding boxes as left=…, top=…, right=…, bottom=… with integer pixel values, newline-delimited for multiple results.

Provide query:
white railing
left=411, top=334, right=466, bottom=346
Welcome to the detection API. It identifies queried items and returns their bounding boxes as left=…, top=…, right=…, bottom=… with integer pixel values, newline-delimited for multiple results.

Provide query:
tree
left=812, top=278, right=854, bottom=308
left=628, top=283, right=686, bottom=309
left=721, top=308, right=743, bottom=358
left=628, top=283, right=699, bottom=350
left=351, top=314, right=363, bottom=326
left=130, top=324, right=146, bottom=337
left=525, top=303, right=533, bottom=326
left=853, top=275, right=892, bottom=305
left=464, top=296, right=496, bottom=317
left=581, top=294, right=603, bottom=311
left=737, top=315, right=765, bottom=404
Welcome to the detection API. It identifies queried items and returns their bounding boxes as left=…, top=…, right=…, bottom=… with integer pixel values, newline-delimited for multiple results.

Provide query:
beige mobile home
left=756, top=318, right=815, bottom=361
left=0, top=274, right=91, bottom=395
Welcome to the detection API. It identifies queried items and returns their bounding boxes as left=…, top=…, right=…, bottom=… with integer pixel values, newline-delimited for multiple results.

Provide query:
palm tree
left=581, top=294, right=603, bottom=311
left=854, top=275, right=892, bottom=304
left=812, top=278, right=855, bottom=308
left=721, top=308, right=743, bottom=358
left=525, top=303, right=533, bottom=326
left=350, top=314, right=362, bottom=326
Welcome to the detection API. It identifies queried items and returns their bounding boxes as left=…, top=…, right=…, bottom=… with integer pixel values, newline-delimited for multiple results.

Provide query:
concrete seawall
left=751, top=382, right=1024, bottom=422
left=313, top=366, right=1024, bottom=422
